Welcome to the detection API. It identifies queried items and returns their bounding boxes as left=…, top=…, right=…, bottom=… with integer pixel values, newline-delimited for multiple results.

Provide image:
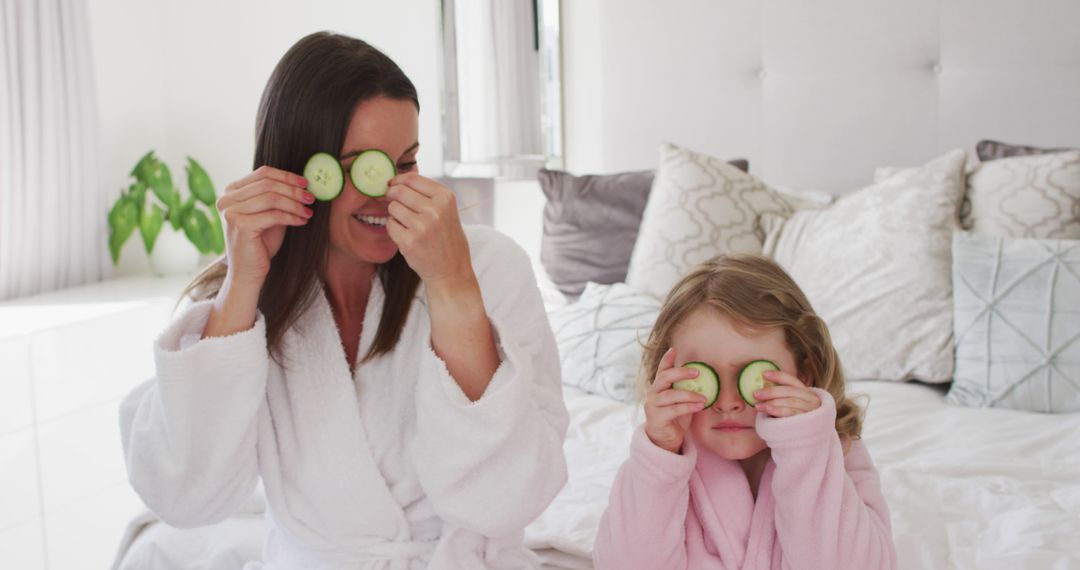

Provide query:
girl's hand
left=385, top=173, right=474, bottom=286
left=753, top=369, right=821, bottom=418
left=644, top=348, right=708, bottom=454
left=216, top=166, right=315, bottom=286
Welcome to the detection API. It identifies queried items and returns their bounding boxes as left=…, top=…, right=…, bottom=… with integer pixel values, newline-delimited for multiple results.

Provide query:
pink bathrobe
left=594, top=388, right=896, bottom=570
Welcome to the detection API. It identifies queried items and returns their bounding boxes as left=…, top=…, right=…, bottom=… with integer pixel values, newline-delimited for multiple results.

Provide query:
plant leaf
left=186, top=157, right=216, bottom=206
left=130, top=150, right=156, bottom=184
left=167, top=191, right=183, bottom=230
left=208, top=207, right=225, bottom=254
left=181, top=203, right=213, bottom=254
left=149, top=160, right=176, bottom=206
left=107, top=195, right=138, bottom=264
left=139, top=204, right=165, bottom=254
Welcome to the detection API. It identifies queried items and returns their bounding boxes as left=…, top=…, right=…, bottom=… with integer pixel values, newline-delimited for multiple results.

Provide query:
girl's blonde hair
left=638, top=254, right=865, bottom=449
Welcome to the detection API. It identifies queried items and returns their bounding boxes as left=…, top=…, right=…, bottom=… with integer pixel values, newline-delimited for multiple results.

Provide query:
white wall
left=89, top=0, right=445, bottom=276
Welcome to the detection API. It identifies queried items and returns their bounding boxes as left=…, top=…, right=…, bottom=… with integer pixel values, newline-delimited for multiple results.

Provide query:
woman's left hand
left=385, top=173, right=474, bottom=285
left=753, top=369, right=821, bottom=418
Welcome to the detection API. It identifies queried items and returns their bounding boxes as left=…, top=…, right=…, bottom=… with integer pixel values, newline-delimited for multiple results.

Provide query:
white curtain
left=454, top=0, right=541, bottom=168
left=0, top=0, right=105, bottom=301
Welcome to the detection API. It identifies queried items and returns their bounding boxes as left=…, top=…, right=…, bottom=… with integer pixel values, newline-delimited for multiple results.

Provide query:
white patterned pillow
left=965, top=151, right=1080, bottom=239
left=949, top=232, right=1080, bottom=413
left=876, top=151, right=1080, bottom=238
left=547, top=282, right=660, bottom=402
left=761, top=149, right=967, bottom=383
left=625, top=143, right=815, bottom=300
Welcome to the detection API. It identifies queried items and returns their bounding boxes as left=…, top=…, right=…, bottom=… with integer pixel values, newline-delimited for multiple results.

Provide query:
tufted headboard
left=560, top=0, right=1080, bottom=194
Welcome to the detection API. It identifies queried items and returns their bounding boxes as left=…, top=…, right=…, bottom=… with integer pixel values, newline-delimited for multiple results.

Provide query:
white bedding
left=112, top=277, right=1080, bottom=570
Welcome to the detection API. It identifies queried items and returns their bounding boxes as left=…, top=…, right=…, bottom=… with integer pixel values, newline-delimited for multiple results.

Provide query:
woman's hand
left=644, top=348, right=708, bottom=454
left=385, top=173, right=473, bottom=286
left=752, top=369, right=821, bottom=418
left=216, top=166, right=315, bottom=286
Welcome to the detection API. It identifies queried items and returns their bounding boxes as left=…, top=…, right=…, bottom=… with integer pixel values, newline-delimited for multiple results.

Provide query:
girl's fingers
left=653, top=388, right=707, bottom=408
left=752, top=385, right=818, bottom=405
left=651, top=361, right=699, bottom=393
left=653, top=402, right=706, bottom=421
left=763, top=369, right=808, bottom=389
left=228, top=165, right=308, bottom=194
left=757, top=396, right=817, bottom=412
left=758, top=403, right=806, bottom=418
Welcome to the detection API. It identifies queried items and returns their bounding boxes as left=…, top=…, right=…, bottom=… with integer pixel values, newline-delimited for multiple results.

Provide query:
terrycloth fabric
left=119, top=225, right=570, bottom=570
left=593, top=388, right=896, bottom=570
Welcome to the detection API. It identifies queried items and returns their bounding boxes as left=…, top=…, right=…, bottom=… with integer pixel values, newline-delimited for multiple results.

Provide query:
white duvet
left=114, top=375, right=1080, bottom=570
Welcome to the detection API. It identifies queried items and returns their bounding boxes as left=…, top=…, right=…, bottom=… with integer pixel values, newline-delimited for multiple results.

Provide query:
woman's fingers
left=232, top=210, right=309, bottom=232
left=227, top=165, right=309, bottom=194
left=227, top=192, right=313, bottom=219
left=221, top=178, right=314, bottom=209
left=386, top=183, right=431, bottom=215
left=387, top=198, right=422, bottom=230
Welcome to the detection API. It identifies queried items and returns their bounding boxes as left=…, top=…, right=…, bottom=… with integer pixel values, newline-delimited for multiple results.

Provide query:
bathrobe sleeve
left=118, top=300, right=268, bottom=528
left=410, top=226, right=570, bottom=537
left=756, top=388, right=897, bottom=570
left=592, top=425, right=697, bottom=570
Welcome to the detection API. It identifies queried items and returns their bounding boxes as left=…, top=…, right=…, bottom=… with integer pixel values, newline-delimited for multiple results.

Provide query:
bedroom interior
left=1, top=0, right=1078, bottom=568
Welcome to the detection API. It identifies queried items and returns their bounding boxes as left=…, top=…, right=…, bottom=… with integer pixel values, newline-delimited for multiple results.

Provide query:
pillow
left=964, top=151, right=1080, bottom=239
left=949, top=231, right=1080, bottom=413
left=625, top=143, right=814, bottom=300
left=546, top=282, right=661, bottom=402
left=761, top=149, right=967, bottom=383
left=538, top=159, right=749, bottom=298
left=976, top=139, right=1075, bottom=162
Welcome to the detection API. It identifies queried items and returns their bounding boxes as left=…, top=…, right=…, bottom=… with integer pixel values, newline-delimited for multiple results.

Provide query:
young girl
left=594, top=254, right=896, bottom=569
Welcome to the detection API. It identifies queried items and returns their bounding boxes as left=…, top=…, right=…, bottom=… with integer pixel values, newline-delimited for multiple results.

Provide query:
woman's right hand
left=644, top=348, right=707, bottom=454
left=216, top=166, right=316, bottom=285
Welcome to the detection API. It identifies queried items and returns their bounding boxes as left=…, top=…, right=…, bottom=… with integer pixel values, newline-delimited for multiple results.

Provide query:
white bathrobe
left=119, top=225, right=570, bottom=569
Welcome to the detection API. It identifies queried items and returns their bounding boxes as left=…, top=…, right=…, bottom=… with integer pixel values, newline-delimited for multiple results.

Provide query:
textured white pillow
left=761, top=149, right=967, bottom=383
left=626, top=143, right=813, bottom=300
left=965, top=151, right=1080, bottom=239
left=949, top=231, right=1080, bottom=412
left=547, top=282, right=660, bottom=402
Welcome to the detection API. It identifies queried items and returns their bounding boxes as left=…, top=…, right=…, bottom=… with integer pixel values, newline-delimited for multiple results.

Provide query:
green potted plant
left=107, top=151, right=225, bottom=275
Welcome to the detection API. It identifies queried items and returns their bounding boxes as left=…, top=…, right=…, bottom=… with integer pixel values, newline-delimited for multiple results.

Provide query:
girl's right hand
left=216, top=166, right=316, bottom=285
left=644, top=348, right=708, bottom=454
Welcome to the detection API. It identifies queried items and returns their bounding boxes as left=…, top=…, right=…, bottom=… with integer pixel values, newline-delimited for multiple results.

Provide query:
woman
left=119, top=32, right=568, bottom=569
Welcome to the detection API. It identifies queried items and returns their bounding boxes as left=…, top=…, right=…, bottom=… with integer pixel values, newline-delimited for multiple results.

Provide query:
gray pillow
left=949, top=231, right=1080, bottom=413
left=538, top=159, right=749, bottom=298
left=976, top=139, right=1075, bottom=161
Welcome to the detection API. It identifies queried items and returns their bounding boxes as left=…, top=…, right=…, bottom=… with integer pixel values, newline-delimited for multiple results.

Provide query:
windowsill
left=0, top=275, right=191, bottom=341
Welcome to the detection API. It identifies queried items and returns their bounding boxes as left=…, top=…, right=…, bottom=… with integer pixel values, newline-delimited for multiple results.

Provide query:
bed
left=112, top=376, right=1080, bottom=569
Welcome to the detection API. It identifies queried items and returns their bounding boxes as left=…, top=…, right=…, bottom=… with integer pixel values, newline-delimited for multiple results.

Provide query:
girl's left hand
left=752, top=369, right=821, bottom=418
left=385, top=173, right=474, bottom=285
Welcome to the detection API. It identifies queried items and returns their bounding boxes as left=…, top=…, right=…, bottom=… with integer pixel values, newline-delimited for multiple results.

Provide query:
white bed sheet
left=524, top=381, right=1080, bottom=570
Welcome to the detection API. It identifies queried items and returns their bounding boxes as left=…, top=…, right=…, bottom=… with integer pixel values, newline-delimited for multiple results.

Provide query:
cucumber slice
left=303, top=152, right=345, bottom=201
left=672, top=361, right=720, bottom=408
left=349, top=149, right=397, bottom=198
left=738, top=360, right=779, bottom=406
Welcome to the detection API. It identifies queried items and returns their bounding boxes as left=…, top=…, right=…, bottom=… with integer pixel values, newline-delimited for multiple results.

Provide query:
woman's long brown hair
left=182, top=32, right=421, bottom=366
left=638, top=254, right=866, bottom=449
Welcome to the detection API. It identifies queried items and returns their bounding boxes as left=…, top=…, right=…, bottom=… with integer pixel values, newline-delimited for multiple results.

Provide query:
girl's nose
left=712, top=378, right=746, bottom=413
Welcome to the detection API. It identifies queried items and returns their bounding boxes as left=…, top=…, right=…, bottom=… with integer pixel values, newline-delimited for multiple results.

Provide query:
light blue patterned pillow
left=949, top=231, right=1080, bottom=412
left=547, top=282, right=661, bottom=402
